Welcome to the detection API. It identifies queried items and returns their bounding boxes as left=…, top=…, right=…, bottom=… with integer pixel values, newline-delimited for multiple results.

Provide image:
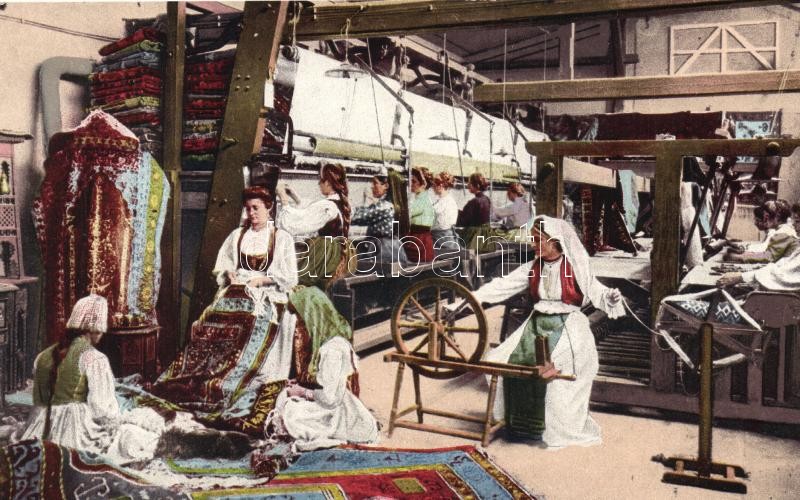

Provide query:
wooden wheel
left=391, top=277, right=488, bottom=379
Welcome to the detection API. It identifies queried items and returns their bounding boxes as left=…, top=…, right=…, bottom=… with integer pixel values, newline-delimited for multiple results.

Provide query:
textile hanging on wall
left=546, top=111, right=724, bottom=140
left=33, top=111, right=169, bottom=343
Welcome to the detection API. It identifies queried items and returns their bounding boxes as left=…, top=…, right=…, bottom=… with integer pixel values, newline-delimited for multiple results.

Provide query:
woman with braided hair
left=276, top=163, right=353, bottom=289
left=17, top=294, right=164, bottom=462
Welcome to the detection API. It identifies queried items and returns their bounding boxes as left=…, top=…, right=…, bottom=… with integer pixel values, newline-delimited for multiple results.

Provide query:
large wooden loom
left=528, top=138, right=800, bottom=425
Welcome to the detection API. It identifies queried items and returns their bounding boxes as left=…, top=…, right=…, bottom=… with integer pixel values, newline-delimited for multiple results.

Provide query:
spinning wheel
left=390, top=278, right=487, bottom=379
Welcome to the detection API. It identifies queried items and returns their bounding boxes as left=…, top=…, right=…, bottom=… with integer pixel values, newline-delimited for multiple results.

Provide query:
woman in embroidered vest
left=469, top=216, right=624, bottom=448
left=276, top=163, right=352, bottom=289
left=150, top=186, right=299, bottom=410
left=403, top=167, right=435, bottom=263
left=19, top=294, right=164, bottom=462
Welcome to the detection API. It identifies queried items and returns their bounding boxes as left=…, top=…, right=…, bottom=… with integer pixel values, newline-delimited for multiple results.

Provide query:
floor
left=3, top=305, right=798, bottom=499
left=354, top=305, right=800, bottom=500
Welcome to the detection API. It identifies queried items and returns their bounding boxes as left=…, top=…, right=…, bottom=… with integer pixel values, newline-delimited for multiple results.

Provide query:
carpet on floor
left=192, top=444, right=540, bottom=499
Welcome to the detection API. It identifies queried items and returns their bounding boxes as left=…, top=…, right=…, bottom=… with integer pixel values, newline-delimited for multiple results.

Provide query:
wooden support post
left=389, top=362, right=406, bottom=436
left=188, top=2, right=288, bottom=331
left=558, top=23, right=575, bottom=81
left=698, top=323, right=713, bottom=476
left=483, top=374, right=500, bottom=447
left=607, top=17, right=625, bottom=112
left=650, top=152, right=682, bottom=391
left=412, top=369, right=423, bottom=424
left=159, top=2, right=185, bottom=360
left=535, top=154, right=562, bottom=218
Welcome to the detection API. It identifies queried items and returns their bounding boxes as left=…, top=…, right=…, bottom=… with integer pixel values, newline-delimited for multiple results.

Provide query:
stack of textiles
left=182, top=49, right=234, bottom=170
left=90, top=27, right=164, bottom=160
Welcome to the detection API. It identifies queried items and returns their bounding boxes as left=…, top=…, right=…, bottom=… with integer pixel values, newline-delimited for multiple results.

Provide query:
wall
left=521, top=4, right=800, bottom=239
left=0, top=2, right=165, bottom=350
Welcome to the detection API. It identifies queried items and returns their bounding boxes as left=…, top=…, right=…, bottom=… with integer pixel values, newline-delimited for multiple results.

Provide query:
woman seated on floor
left=726, top=199, right=797, bottom=263
left=15, top=294, right=164, bottom=463
left=268, top=336, right=378, bottom=451
left=149, top=186, right=299, bottom=410
left=276, top=163, right=353, bottom=289
left=450, top=215, right=624, bottom=448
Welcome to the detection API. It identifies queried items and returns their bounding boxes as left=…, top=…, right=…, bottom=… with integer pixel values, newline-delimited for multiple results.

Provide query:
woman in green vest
left=18, top=294, right=163, bottom=462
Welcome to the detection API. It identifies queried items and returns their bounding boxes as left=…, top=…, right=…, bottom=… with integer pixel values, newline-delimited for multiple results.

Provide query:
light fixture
left=429, top=131, right=459, bottom=141
left=323, top=19, right=368, bottom=80
left=324, top=61, right=368, bottom=79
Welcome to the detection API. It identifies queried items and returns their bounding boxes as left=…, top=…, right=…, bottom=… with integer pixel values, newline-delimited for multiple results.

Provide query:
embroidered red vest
left=528, top=257, right=584, bottom=306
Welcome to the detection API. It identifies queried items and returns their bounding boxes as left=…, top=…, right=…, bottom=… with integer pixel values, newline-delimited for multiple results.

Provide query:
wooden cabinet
left=0, top=131, right=38, bottom=394
left=100, top=326, right=161, bottom=382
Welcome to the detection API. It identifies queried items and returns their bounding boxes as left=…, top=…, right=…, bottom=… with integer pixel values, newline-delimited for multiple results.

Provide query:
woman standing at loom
left=351, top=173, right=407, bottom=264
left=457, top=173, right=493, bottom=251
left=404, top=167, right=435, bottom=263
left=452, top=216, right=624, bottom=447
left=276, top=163, right=352, bottom=288
left=431, top=171, right=460, bottom=255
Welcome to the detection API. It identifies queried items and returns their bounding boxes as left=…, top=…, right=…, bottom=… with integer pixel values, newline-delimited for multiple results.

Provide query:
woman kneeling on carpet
left=16, top=294, right=163, bottom=462
left=267, top=336, right=378, bottom=451
left=456, top=216, right=624, bottom=448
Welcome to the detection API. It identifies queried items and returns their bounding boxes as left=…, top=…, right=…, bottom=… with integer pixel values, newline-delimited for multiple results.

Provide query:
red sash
left=528, top=257, right=583, bottom=306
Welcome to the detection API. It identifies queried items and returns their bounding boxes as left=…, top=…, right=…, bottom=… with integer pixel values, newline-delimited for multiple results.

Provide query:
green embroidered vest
left=33, top=336, right=93, bottom=406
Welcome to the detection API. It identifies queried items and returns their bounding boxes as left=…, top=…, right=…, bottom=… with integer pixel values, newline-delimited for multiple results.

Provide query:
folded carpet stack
left=90, top=27, right=164, bottom=160
left=181, top=49, right=234, bottom=170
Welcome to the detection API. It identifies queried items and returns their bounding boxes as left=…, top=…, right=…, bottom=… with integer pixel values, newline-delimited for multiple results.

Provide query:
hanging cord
left=443, top=35, right=467, bottom=195
left=367, top=39, right=387, bottom=165
left=290, top=3, right=301, bottom=49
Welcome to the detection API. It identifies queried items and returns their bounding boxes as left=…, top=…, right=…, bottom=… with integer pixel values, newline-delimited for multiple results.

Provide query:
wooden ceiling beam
left=295, top=0, right=767, bottom=41
left=473, top=69, right=800, bottom=102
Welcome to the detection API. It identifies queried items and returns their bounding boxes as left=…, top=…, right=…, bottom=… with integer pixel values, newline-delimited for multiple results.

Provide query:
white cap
left=66, top=294, right=108, bottom=333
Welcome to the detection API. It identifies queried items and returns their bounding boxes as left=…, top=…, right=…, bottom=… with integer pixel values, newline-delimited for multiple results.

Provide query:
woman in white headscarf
left=465, top=215, right=624, bottom=448
left=15, top=294, right=164, bottom=463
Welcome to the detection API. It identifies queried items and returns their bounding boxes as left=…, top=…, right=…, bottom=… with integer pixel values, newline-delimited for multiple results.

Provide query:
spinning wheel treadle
left=391, top=278, right=488, bottom=379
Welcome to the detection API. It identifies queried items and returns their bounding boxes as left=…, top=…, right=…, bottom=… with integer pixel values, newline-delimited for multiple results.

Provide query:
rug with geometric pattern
left=190, top=445, right=540, bottom=499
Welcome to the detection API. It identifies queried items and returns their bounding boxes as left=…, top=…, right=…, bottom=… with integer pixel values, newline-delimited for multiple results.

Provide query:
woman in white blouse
left=451, top=216, right=623, bottom=448
left=150, top=186, right=299, bottom=408
left=270, top=336, right=378, bottom=451
left=431, top=171, right=460, bottom=256
left=276, top=163, right=351, bottom=289
left=18, top=294, right=164, bottom=463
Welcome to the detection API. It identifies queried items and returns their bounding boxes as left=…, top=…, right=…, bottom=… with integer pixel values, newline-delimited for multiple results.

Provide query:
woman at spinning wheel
left=466, top=216, right=624, bottom=447
left=276, top=163, right=352, bottom=289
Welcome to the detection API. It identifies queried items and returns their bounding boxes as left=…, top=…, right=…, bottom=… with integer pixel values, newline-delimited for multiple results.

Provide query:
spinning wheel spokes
left=391, top=278, right=488, bottom=379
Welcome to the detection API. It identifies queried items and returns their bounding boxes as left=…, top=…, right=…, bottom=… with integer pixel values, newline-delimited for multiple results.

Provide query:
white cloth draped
left=432, top=192, right=459, bottom=230
left=474, top=215, right=624, bottom=448
left=18, top=349, right=163, bottom=463
left=277, top=194, right=342, bottom=238
left=276, top=337, right=378, bottom=451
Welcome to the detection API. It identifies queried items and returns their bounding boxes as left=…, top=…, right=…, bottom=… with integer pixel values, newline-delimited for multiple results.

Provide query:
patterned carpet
left=193, top=445, right=540, bottom=499
left=0, top=439, right=538, bottom=499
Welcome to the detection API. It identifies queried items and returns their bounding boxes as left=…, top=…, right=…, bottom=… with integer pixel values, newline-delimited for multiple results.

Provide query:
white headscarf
left=66, top=294, right=108, bottom=333
left=530, top=215, right=594, bottom=306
